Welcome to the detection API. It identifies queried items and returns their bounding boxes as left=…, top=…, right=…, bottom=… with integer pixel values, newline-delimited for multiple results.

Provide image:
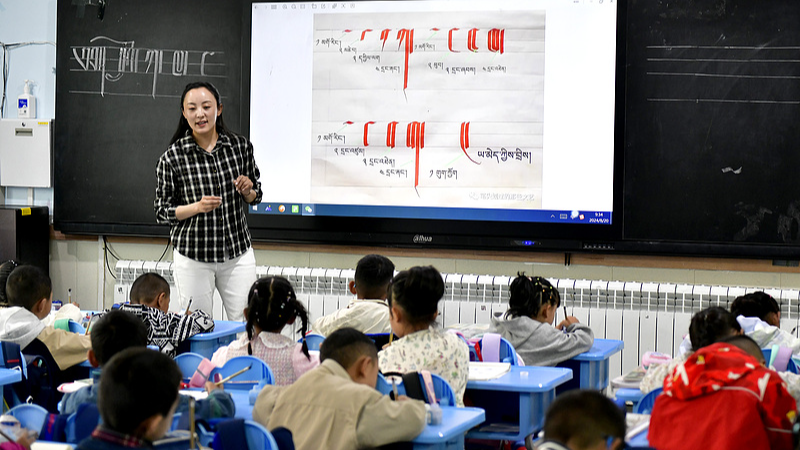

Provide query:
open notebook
left=468, top=362, right=511, bottom=381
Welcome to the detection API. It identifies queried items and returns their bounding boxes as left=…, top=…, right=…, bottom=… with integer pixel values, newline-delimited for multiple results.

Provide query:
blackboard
left=54, top=0, right=247, bottom=235
left=624, top=0, right=800, bottom=248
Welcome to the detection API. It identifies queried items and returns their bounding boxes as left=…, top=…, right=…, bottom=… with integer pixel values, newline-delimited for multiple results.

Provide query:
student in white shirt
left=312, top=254, right=394, bottom=336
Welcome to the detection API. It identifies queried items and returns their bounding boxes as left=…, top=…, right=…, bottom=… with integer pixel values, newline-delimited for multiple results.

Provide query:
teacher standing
left=155, top=81, right=262, bottom=322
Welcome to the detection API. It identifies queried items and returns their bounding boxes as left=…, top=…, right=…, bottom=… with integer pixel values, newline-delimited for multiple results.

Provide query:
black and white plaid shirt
left=155, top=131, right=262, bottom=262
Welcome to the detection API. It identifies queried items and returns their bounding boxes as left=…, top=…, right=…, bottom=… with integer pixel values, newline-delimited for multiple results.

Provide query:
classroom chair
left=473, top=333, right=521, bottom=365
left=211, top=419, right=279, bottom=450
left=65, top=402, right=100, bottom=444
left=365, top=333, right=392, bottom=350
left=376, top=371, right=457, bottom=406
left=300, top=333, right=325, bottom=351
left=209, top=356, right=274, bottom=390
left=53, top=319, right=86, bottom=334
left=174, top=352, right=206, bottom=380
left=634, top=387, right=663, bottom=414
left=6, top=403, right=48, bottom=434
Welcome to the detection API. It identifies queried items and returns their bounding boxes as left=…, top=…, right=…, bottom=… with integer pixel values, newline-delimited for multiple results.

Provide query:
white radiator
left=113, top=261, right=800, bottom=382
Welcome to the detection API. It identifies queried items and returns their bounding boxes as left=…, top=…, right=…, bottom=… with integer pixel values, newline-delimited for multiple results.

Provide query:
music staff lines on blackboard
left=69, top=36, right=226, bottom=97
left=311, top=11, right=545, bottom=208
left=644, top=44, right=800, bottom=104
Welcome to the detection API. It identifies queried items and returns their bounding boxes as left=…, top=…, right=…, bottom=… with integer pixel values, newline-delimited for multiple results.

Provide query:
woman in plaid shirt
left=155, top=81, right=262, bottom=321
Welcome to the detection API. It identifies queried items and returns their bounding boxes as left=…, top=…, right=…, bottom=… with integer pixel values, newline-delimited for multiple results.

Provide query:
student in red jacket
left=649, top=335, right=796, bottom=450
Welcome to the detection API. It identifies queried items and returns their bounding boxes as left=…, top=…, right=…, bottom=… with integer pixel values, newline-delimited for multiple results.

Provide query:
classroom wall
left=6, top=1, right=800, bottom=310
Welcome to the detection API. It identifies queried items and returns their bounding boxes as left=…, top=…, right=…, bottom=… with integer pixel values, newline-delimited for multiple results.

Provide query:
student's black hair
left=730, top=291, right=781, bottom=322
left=98, top=347, right=181, bottom=436
left=388, top=266, right=444, bottom=327
left=6, top=265, right=51, bottom=311
left=688, top=306, right=742, bottom=351
left=319, top=327, right=378, bottom=370
left=245, top=276, right=310, bottom=358
left=91, top=310, right=148, bottom=365
left=719, top=334, right=764, bottom=363
left=505, top=273, right=560, bottom=319
left=543, top=389, right=626, bottom=450
left=129, top=272, right=170, bottom=306
left=354, top=254, right=395, bottom=299
left=0, top=260, right=19, bottom=305
left=169, top=81, right=232, bottom=145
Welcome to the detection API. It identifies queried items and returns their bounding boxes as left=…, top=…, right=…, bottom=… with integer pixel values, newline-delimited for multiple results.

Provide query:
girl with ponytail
left=211, top=276, right=318, bottom=385
left=491, top=273, right=593, bottom=366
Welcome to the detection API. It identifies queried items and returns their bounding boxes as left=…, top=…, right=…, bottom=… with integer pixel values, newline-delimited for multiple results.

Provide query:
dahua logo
left=413, top=235, right=433, bottom=244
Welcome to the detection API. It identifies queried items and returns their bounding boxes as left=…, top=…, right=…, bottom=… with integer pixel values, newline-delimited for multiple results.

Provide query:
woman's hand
left=234, top=175, right=253, bottom=196
left=196, top=196, right=222, bottom=213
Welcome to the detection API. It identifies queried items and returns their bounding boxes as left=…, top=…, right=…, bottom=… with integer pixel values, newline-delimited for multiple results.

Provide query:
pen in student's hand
left=185, top=297, right=193, bottom=316
left=563, top=306, right=568, bottom=319
left=214, top=364, right=252, bottom=386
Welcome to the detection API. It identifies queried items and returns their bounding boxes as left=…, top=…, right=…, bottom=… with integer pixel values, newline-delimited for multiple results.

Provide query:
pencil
left=214, top=364, right=252, bottom=386
left=563, top=306, right=568, bottom=319
left=185, top=297, right=193, bottom=316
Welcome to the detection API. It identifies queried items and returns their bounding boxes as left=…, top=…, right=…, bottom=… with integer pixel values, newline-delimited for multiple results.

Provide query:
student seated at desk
left=379, top=266, right=470, bottom=407
left=730, top=291, right=800, bottom=354
left=536, top=390, right=625, bottom=450
left=311, top=254, right=394, bottom=336
left=117, top=272, right=214, bottom=357
left=490, top=274, right=593, bottom=367
left=77, top=347, right=182, bottom=450
left=648, top=335, right=797, bottom=450
left=61, top=310, right=234, bottom=422
left=0, top=265, right=91, bottom=373
left=640, top=306, right=742, bottom=394
left=212, top=276, right=318, bottom=385
left=253, top=327, right=426, bottom=450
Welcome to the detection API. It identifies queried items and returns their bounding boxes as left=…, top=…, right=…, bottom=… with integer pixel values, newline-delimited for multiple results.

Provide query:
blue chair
left=243, top=420, right=279, bottom=450
left=762, top=347, right=799, bottom=374
left=66, top=402, right=100, bottom=444
left=6, top=403, right=48, bottom=432
left=365, top=333, right=392, bottom=349
left=301, top=333, right=325, bottom=351
left=376, top=372, right=457, bottom=406
left=174, top=352, right=205, bottom=380
left=634, top=387, right=663, bottom=414
left=54, top=319, right=86, bottom=334
left=210, top=356, right=274, bottom=390
left=476, top=333, right=520, bottom=365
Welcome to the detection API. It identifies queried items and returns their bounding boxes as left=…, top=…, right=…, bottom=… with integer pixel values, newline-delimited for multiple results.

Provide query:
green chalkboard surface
left=624, top=0, right=800, bottom=247
left=54, top=0, right=247, bottom=235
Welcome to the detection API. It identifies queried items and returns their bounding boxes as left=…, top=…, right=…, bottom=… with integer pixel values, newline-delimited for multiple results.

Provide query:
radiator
left=113, top=260, right=800, bottom=382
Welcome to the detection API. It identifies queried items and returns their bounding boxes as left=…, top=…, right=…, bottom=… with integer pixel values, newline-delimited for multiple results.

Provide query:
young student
left=536, top=390, right=626, bottom=450
left=312, top=254, right=394, bottom=336
left=252, top=327, right=426, bottom=450
left=0, top=265, right=91, bottom=371
left=211, top=276, right=318, bottom=385
left=640, top=306, right=742, bottom=393
left=61, top=310, right=234, bottom=422
left=729, top=291, right=800, bottom=353
left=77, top=347, right=183, bottom=450
left=378, top=266, right=470, bottom=407
left=490, top=274, right=593, bottom=367
left=118, top=272, right=214, bottom=357
left=648, top=335, right=797, bottom=450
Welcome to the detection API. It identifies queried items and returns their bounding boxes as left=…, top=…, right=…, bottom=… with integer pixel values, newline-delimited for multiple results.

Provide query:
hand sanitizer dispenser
left=17, top=80, right=35, bottom=119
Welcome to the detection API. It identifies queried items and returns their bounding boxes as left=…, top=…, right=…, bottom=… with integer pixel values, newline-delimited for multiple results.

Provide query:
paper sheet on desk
left=32, top=443, right=74, bottom=450
left=179, top=389, right=209, bottom=400
left=57, top=378, right=92, bottom=393
left=468, top=362, right=511, bottom=381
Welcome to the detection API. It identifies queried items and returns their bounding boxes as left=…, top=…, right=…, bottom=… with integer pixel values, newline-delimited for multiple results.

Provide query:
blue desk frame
left=556, top=339, right=624, bottom=392
left=465, top=366, right=572, bottom=442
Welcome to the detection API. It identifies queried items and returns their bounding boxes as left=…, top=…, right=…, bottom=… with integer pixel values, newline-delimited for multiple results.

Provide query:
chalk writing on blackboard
left=70, top=36, right=225, bottom=98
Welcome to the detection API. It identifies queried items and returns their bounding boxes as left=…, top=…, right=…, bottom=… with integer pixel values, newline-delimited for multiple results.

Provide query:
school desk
left=0, top=368, right=22, bottom=386
left=412, top=406, right=485, bottom=450
left=556, top=338, right=624, bottom=392
left=614, top=387, right=646, bottom=411
left=184, top=320, right=246, bottom=358
left=465, top=365, right=573, bottom=442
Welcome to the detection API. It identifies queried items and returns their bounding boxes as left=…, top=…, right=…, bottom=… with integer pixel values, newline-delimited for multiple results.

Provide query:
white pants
left=173, top=248, right=255, bottom=321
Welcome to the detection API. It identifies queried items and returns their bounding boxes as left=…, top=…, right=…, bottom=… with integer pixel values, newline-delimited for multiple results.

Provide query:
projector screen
left=246, top=0, right=623, bottom=249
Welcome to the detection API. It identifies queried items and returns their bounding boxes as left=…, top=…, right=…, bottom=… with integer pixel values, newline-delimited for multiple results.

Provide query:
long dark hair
left=169, top=81, right=232, bottom=145
left=245, top=276, right=310, bottom=358
left=505, top=272, right=560, bottom=319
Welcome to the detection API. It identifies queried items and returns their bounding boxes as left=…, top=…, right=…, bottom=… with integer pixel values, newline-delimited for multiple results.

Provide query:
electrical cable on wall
left=0, top=41, right=56, bottom=118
